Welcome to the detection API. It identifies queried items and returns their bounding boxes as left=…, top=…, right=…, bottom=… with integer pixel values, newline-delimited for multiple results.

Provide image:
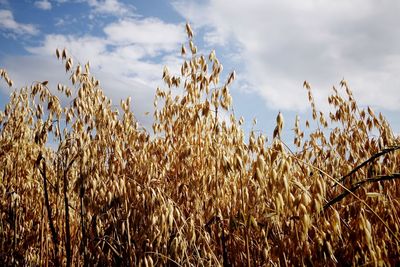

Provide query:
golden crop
left=1, top=24, right=399, bottom=266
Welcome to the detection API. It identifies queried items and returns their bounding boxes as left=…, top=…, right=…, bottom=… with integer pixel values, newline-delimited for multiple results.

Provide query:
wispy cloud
left=86, top=0, right=134, bottom=17
left=173, top=0, right=400, bottom=112
left=104, top=18, right=185, bottom=53
left=0, top=9, right=39, bottom=36
left=34, top=0, right=52, bottom=10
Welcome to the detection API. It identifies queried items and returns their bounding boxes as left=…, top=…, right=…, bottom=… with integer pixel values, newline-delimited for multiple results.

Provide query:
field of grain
left=1, top=24, right=399, bottom=266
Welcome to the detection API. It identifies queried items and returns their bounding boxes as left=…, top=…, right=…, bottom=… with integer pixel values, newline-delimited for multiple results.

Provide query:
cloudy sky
left=1, top=0, right=399, bottom=140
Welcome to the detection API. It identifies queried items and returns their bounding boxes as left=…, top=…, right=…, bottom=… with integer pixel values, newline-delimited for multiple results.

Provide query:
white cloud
left=0, top=9, right=39, bottom=35
left=54, top=17, right=66, bottom=27
left=51, top=0, right=134, bottom=16
left=104, top=18, right=185, bottom=53
left=86, top=0, right=134, bottom=16
left=26, top=34, right=108, bottom=64
left=173, top=0, right=400, bottom=112
left=34, top=0, right=52, bottom=10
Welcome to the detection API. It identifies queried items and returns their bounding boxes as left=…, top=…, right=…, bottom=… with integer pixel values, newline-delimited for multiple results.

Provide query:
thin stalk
left=239, top=171, right=251, bottom=266
left=37, top=155, right=59, bottom=265
left=63, top=165, right=71, bottom=267
left=79, top=164, right=88, bottom=267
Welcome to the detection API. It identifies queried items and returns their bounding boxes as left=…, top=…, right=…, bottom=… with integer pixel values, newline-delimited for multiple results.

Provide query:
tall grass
left=1, top=24, right=399, bottom=266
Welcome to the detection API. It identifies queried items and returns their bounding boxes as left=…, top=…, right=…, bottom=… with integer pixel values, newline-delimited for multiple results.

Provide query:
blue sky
left=1, top=0, right=400, bottom=142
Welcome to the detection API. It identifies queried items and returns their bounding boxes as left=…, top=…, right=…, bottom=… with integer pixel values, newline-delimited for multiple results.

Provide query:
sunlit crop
left=1, top=24, right=399, bottom=266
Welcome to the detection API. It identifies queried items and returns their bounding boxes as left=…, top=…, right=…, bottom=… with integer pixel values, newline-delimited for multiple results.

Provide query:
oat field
left=1, top=24, right=400, bottom=266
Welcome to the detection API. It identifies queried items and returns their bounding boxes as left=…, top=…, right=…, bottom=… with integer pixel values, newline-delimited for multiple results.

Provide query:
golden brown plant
left=1, top=23, right=399, bottom=266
